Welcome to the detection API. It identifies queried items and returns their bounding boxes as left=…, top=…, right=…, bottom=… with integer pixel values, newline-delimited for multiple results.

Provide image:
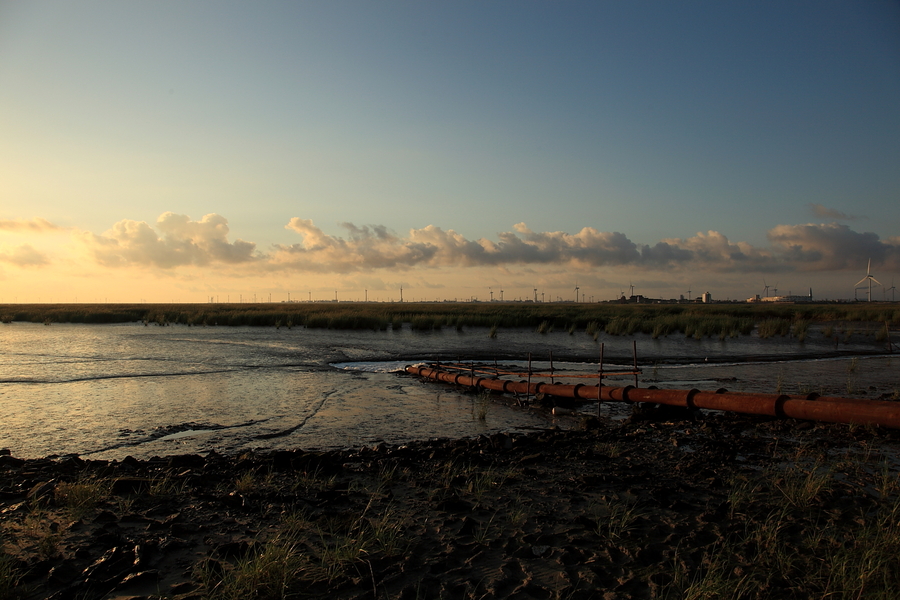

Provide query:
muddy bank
left=2, top=409, right=900, bottom=599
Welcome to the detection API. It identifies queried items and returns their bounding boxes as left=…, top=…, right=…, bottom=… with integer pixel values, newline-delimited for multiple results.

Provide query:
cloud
left=652, top=231, right=783, bottom=272
left=78, top=213, right=257, bottom=268
left=0, top=218, right=63, bottom=233
left=273, top=219, right=782, bottom=273
left=807, top=204, right=860, bottom=221
left=73, top=213, right=900, bottom=277
left=0, top=244, right=49, bottom=266
left=274, top=219, right=651, bottom=272
left=767, top=222, right=900, bottom=271
left=275, top=218, right=900, bottom=275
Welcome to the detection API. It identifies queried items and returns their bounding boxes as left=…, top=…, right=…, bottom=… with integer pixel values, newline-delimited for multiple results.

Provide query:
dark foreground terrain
left=2, top=405, right=900, bottom=600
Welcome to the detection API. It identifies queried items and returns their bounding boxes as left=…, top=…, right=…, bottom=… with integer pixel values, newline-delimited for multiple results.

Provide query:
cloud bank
left=75, top=213, right=900, bottom=275
left=78, top=213, right=257, bottom=268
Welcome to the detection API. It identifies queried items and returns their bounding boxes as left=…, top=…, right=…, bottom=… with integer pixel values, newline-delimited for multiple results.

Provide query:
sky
left=1, top=1, right=899, bottom=304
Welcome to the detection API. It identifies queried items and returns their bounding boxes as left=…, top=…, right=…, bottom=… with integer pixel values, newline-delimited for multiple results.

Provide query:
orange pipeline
left=405, top=364, right=900, bottom=429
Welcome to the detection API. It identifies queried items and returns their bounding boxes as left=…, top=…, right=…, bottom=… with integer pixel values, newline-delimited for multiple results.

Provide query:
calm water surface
left=1, top=321, right=895, bottom=459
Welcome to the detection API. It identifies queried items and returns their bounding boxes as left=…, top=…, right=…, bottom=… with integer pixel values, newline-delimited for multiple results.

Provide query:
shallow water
left=0, top=321, right=895, bottom=459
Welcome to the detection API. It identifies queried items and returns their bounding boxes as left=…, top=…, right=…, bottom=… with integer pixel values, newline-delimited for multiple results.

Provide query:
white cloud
left=78, top=213, right=257, bottom=268
left=69, top=213, right=900, bottom=278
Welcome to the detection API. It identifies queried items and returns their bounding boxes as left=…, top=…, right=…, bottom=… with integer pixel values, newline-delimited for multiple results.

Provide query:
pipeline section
left=405, top=364, right=900, bottom=430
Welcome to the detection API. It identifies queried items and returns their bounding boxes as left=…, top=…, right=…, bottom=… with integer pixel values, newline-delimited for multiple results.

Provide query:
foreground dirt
left=2, top=407, right=900, bottom=600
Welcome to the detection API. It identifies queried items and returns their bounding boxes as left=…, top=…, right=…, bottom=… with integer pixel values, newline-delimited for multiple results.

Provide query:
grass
left=196, top=535, right=304, bottom=600
left=0, top=550, right=18, bottom=600
left=594, top=441, right=624, bottom=458
left=771, top=459, right=832, bottom=508
left=473, top=390, right=490, bottom=421
left=664, top=447, right=900, bottom=599
left=197, top=491, right=410, bottom=598
left=291, top=464, right=337, bottom=494
left=588, top=496, right=646, bottom=540
left=55, top=475, right=109, bottom=520
left=149, top=471, right=188, bottom=498
left=2, top=303, right=896, bottom=339
left=23, top=503, right=60, bottom=560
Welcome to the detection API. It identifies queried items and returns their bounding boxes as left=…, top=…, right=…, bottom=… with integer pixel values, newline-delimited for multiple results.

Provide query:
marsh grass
left=23, top=504, right=59, bottom=560
left=3, top=303, right=890, bottom=350
left=473, top=390, right=490, bottom=421
left=149, top=471, right=188, bottom=498
left=594, top=441, right=624, bottom=458
left=665, top=449, right=900, bottom=599
left=55, top=475, right=109, bottom=520
left=473, top=513, right=497, bottom=545
left=196, top=535, right=304, bottom=600
left=200, top=497, right=409, bottom=597
left=437, top=460, right=503, bottom=502
left=772, top=460, right=832, bottom=508
left=793, top=319, right=809, bottom=341
left=588, top=496, right=645, bottom=540
left=757, top=318, right=791, bottom=338
left=311, top=502, right=408, bottom=583
left=0, top=550, right=19, bottom=600
left=505, top=497, right=528, bottom=529
left=292, top=464, right=337, bottom=493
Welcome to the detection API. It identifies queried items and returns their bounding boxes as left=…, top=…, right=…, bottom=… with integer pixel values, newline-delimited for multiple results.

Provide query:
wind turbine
left=762, top=279, right=769, bottom=298
left=855, top=259, right=881, bottom=302
left=574, top=282, right=580, bottom=303
left=887, top=279, right=897, bottom=302
left=533, top=288, right=538, bottom=303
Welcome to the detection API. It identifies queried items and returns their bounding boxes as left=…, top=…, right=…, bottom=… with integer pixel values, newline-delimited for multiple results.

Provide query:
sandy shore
left=2, top=405, right=900, bottom=600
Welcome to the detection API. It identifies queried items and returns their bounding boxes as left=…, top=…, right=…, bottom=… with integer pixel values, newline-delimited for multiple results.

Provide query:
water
left=1, top=321, right=896, bottom=459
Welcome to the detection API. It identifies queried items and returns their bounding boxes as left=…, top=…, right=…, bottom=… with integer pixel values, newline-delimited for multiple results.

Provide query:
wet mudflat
left=1, top=322, right=897, bottom=460
left=3, top=406, right=900, bottom=600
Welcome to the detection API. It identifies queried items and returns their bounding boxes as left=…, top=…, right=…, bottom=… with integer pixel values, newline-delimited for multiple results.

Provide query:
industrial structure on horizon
left=746, top=288, right=814, bottom=303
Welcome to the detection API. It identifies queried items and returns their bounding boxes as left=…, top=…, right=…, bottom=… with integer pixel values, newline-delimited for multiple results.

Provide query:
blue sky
left=1, top=1, right=899, bottom=303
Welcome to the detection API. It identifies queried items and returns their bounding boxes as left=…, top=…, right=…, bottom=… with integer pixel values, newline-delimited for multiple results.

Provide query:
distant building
left=747, top=288, right=813, bottom=303
left=702, top=292, right=711, bottom=303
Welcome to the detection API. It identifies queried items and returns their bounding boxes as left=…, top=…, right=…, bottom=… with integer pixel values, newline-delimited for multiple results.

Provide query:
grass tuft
left=55, top=475, right=109, bottom=520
